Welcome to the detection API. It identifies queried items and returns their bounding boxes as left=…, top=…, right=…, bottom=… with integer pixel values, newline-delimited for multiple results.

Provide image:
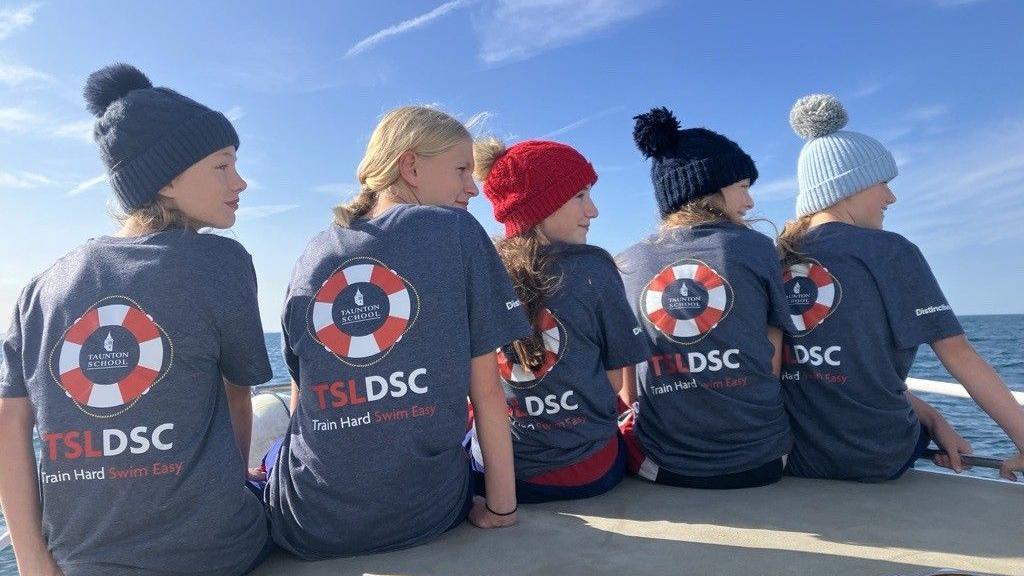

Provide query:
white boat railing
left=906, top=377, right=1024, bottom=405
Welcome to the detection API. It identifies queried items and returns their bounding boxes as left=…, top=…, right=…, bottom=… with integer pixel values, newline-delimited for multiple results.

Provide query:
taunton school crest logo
left=49, top=296, right=173, bottom=418
left=640, top=259, right=734, bottom=345
left=495, top=308, right=566, bottom=389
left=309, top=256, right=420, bottom=367
left=783, top=259, right=842, bottom=336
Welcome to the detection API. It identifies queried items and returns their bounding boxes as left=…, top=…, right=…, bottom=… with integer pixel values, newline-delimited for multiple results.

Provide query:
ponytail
left=473, top=136, right=507, bottom=182
left=332, top=188, right=380, bottom=228
left=777, top=214, right=815, bottom=264
left=494, top=230, right=562, bottom=372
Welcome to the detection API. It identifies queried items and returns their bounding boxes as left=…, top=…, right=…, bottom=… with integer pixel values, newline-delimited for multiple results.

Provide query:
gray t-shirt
left=617, top=222, right=794, bottom=476
left=780, top=222, right=963, bottom=481
left=266, top=205, right=531, bottom=559
left=0, top=230, right=272, bottom=576
left=496, top=244, right=650, bottom=478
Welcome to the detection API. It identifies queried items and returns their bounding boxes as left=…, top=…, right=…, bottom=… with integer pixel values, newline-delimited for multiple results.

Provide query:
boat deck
left=252, top=470, right=1024, bottom=576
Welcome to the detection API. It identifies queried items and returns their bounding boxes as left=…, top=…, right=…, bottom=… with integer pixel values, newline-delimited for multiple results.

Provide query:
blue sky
left=1, top=0, right=1023, bottom=332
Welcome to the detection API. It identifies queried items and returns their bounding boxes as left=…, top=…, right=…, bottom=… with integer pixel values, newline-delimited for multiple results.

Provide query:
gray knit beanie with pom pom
left=790, top=94, right=896, bottom=216
left=85, top=63, right=239, bottom=212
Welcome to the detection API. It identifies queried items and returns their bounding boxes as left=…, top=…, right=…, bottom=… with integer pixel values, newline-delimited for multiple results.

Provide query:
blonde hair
left=333, top=106, right=471, bottom=227
left=777, top=214, right=815, bottom=264
left=660, top=193, right=744, bottom=231
left=473, top=136, right=506, bottom=182
left=112, top=194, right=194, bottom=234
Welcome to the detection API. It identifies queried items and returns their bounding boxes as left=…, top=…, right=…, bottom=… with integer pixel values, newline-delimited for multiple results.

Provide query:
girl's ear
left=397, top=150, right=418, bottom=187
left=157, top=177, right=177, bottom=199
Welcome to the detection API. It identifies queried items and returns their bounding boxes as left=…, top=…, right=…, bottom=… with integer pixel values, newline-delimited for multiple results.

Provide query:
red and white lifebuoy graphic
left=784, top=261, right=839, bottom=333
left=641, top=260, right=732, bottom=343
left=57, top=304, right=164, bottom=408
left=496, top=308, right=563, bottom=388
left=312, top=261, right=414, bottom=359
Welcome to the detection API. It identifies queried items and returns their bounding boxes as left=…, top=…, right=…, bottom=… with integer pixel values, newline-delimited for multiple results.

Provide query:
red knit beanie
left=482, top=140, right=598, bottom=237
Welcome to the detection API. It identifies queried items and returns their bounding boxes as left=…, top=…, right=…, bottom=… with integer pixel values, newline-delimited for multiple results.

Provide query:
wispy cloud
left=541, top=105, right=625, bottom=139
left=313, top=182, right=361, bottom=197
left=345, top=0, right=472, bottom=58
left=0, top=170, right=55, bottom=189
left=753, top=177, right=798, bottom=202
left=871, top=125, right=914, bottom=143
left=932, top=0, right=985, bottom=7
left=67, top=174, right=108, bottom=197
left=909, top=104, right=950, bottom=121
left=0, top=106, right=40, bottom=132
left=225, top=106, right=245, bottom=122
left=52, top=119, right=94, bottom=143
left=476, top=0, right=663, bottom=65
left=235, top=204, right=301, bottom=220
left=0, top=59, right=52, bottom=87
left=227, top=36, right=343, bottom=94
left=0, top=3, right=40, bottom=40
left=850, top=80, right=885, bottom=99
left=886, top=117, right=1024, bottom=249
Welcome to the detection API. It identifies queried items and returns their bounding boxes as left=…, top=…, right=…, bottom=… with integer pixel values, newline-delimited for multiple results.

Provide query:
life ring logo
left=49, top=297, right=173, bottom=418
left=496, top=308, right=566, bottom=389
left=641, top=259, right=734, bottom=345
left=310, top=257, right=420, bottom=367
left=783, top=259, right=842, bottom=336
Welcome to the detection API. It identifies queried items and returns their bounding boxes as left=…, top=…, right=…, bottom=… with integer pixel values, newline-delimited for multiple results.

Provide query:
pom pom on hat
left=789, top=93, right=848, bottom=140
left=633, top=107, right=680, bottom=158
left=84, top=63, right=153, bottom=117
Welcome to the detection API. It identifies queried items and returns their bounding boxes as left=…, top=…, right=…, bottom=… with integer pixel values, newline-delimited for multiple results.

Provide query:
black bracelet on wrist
left=485, top=501, right=517, bottom=516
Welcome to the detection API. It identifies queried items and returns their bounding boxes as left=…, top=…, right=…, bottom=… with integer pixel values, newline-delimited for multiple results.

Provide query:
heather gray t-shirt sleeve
left=210, top=252, right=273, bottom=387
left=0, top=300, right=26, bottom=397
left=876, top=238, right=963, bottom=350
left=763, top=247, right=799, bottom=334
left=460, top=217, right=531, bottom=357
left=281, top=298, right=302, bottom=383
left=592, top=258, right=650, bottom=369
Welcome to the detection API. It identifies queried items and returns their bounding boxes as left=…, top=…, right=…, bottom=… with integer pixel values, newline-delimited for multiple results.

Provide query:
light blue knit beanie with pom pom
left=790, top=94, right=897, bottom=217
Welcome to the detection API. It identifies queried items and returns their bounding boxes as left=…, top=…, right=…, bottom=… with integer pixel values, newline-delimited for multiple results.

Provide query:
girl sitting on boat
left=616, top=107, right=795, bottom=489
left=777, top=93, right=1024, bottom=482
left=0, top=64, right=273, bottom=575
left=469, top=138, right=650, bottom=502
left=262, top=106, right=530, bottom=559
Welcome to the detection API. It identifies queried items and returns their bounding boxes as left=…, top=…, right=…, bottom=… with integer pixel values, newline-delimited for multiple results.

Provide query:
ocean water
left=1, top=314, right=1021, bottom=571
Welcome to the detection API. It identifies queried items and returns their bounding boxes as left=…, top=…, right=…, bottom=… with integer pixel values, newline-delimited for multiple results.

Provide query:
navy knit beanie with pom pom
left=85, top=63, right=239, bottom=212
left=633, top=107, right=757, bottom=217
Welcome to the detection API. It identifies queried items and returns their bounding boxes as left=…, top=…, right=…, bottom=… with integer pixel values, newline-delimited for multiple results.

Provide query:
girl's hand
left=468, top=496, right=517, bottom=529
left=247, top=466, right=267, bottom=483
left=926, top=415, right=972, bottom=473
left=998, top=452, right=1024, bottom=482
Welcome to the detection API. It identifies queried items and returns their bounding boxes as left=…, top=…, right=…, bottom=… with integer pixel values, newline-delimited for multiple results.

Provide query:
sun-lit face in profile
left=841, top=182, right=896, bottom=230
left=719, top=179, right=754, bottom=219
left=158, top=146, right=246, bottom=228
left=537, top=186, right=599, bottom=245
left=404, top=138, right=479, bottom=209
